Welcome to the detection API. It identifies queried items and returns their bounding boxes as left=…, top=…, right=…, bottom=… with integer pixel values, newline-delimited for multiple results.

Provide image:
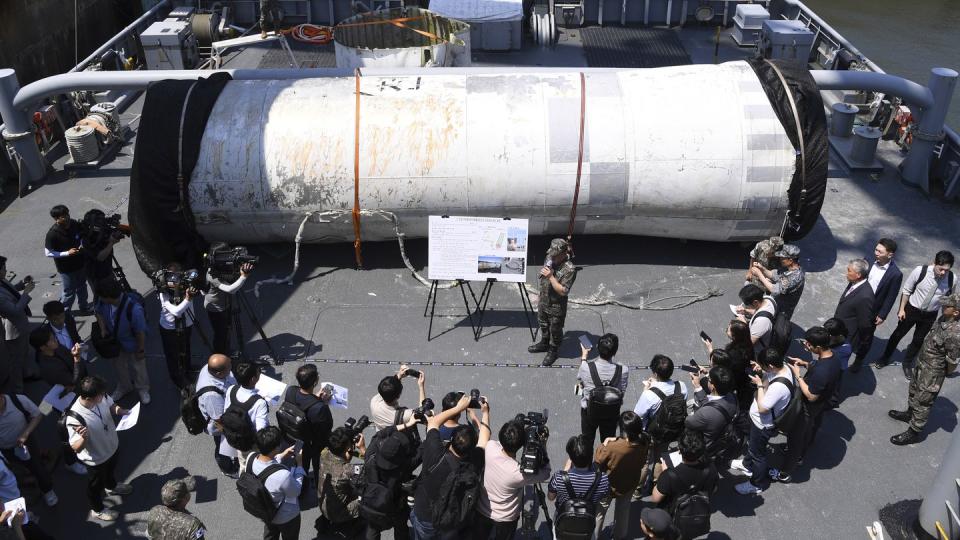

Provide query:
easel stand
left=424, top=280, right=480, bottom=341
left=231, top=290, right=280, bottom=366
left=474, top=278, right=538, bottom=341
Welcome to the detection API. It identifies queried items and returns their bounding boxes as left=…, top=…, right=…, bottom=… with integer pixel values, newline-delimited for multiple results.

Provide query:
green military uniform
left=890, top=292, right=960, bottom=445
left=146, top=504, right=206, bottom=539
left=260, top=0, right=282, bottom=36
left=907, top=315, right=960, bottom=432
left=529, top=238, right=577, bottom=366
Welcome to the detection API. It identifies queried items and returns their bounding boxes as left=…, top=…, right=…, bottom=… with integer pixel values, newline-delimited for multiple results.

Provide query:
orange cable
left=352, top=68, right=364, bottom=268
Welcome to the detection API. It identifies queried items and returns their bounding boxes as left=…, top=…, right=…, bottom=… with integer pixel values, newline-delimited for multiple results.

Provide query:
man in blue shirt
left=94, top=280, right=150, bottom=405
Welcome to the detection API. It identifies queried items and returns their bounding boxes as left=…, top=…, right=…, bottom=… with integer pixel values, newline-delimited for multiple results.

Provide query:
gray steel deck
left=0, top=22, right=956, bottom=540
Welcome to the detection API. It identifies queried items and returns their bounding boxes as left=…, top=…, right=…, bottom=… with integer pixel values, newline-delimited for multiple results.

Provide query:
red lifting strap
left=566, top=72, right=587, bottom=243
left=352, top=68, right=364, bottom=268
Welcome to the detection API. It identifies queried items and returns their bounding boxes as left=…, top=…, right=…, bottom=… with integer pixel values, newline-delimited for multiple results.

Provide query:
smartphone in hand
left=679, top=365, right=700, bottom=373
left=405, top=369, right=421, bottom=378
left=699, top=331, right=711, bottom=342
left=578, top=335, right=592, bottom=350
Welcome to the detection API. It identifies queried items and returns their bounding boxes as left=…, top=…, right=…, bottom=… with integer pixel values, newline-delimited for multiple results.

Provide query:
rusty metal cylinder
left=189, top=61, right=801, bottom=243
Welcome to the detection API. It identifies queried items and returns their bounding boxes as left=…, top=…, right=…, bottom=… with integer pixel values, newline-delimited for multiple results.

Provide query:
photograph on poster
left=502, top=258, right=525, bottom=275
left=478, top=256, right=503, bottom=273
left=507, top=228, right=527, bottom=252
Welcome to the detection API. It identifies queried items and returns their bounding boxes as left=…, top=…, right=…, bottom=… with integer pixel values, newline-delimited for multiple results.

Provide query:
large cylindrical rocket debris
left=129, top=61, right=827, bottom=271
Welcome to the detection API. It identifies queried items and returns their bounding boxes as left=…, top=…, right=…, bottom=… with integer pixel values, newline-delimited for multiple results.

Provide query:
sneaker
left=735, top=481, right=764, bottom=495
left=67, top=462, right=88, bottom=475
left=729, top=459, right=753, bottom=477
left=139, top=391, right=151, bottom=405
left=43, top=490, right=58, bottom=506
left=768, top=468, right=792, bottom=483
left=107, top=483, right=133, bottom=496
left=90, top=509, right=118, bottom=521
left=110, top=389, right=127, bottom=403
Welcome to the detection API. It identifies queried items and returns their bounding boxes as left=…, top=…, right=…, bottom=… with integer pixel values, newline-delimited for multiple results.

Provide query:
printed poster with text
left=428, top=216, right=529, bottom=282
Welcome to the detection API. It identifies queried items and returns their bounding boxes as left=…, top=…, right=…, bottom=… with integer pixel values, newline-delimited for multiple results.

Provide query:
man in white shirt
left=158, top=263, right=198, bottom=394
left=731, top=350, right=794, bottom=495
left=877, top=250, right=956, bottom=378
left=248, top=426, right=305, bottom=540
left=369, top=366, right=426, bottom=431
left=66, top=376, right=133, bottom=521
left=736, top=284, right=776, bottom=355
left=223, top=362, right=269, bottom=471
left=858, top=239, right=903, bottom=372
left=196, top=353, right=239, bottom=476
left=633, top=355, right=688, bottom=492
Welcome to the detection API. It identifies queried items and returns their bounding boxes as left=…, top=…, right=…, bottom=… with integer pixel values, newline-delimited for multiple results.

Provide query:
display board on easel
left=428, top=216, right=529, bottom=283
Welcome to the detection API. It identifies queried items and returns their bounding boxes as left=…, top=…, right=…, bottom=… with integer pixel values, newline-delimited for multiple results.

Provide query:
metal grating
left=580, top=26, right=692, bottom=68
left=257, top=42, right=337, bottom=69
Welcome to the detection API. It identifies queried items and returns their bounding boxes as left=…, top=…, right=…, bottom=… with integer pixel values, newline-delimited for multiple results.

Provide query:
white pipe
left=810, top=69, right=934, bottom=108
left=70, top=0, right=172, bottom=73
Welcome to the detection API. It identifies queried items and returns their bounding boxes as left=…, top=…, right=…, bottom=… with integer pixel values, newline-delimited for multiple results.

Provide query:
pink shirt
left=477, top=441, right=551, bottom=522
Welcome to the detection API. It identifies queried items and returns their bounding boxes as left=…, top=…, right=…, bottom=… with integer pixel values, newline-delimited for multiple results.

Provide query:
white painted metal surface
left=189, top=60, right=796, bottom=243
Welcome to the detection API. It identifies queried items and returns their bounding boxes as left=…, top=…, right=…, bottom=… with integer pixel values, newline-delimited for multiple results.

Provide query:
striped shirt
left=548, top=467, right=609, bottom=507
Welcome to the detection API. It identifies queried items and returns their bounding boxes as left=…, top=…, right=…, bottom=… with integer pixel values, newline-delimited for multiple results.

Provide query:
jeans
left=302, top=436, right=323, bottom=485
left=213, top=434, right=238, bottom=475
left=410, top=511, right=462, bottom=540
left=264, top=514, right=301, bottom=540
left=882, top=304, right=938, bottom=361
left=473, top=514, right=518, bottom=540
left=87, top=451, right=119, bottom=512
left=580, top=408, right=618, bottom=447
left=60, top=269, right=90, bottom=312
left=159, top=325, right=192, bottom=389
left=0, top=435, right=54, bottom=492
left=594, top=493, right=632, bottom=540
left=365, top=508, right=410, bottom=540
left=743, top=424, right=776, bottom=489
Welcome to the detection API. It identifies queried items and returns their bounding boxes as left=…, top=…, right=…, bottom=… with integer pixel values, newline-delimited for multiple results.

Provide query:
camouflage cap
left=942, top=292, right=960, bottom=308
left=774, top=244, right=801, bottom=259
left=161, top=479, right=190, bottom=506
left=547, top=238, right=569, bottom=257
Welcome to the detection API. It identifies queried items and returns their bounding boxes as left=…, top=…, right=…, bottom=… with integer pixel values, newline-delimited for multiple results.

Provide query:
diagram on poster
left=428, top=216, right=529, bottom=282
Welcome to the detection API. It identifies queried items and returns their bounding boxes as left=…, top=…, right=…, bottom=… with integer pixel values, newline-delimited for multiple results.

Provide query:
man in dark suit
left=0, top=255, right=36, bottom=393
left=852, top=239, right=904, bottom=372
left=835, top=258, right=876, bottom=369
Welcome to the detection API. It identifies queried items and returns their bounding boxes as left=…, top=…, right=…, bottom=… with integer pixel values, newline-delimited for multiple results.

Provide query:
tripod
left=164, top=291, right=212, bottom=392
left=229, top=289, right=281, bottom=366
left=520, top=482, right=553, bottom=538
left=111, top=254, right=132, bottom=293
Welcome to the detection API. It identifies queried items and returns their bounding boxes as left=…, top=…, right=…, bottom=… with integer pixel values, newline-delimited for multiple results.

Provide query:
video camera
left=151, top=267, right=202, bottom=293
left=206, top=244, right=259, bottom=278
left=515, top=410, right=549, bottom=474
left=343, top=415, right=372, bottom=443
left=80, top=209, right=129, bottom=249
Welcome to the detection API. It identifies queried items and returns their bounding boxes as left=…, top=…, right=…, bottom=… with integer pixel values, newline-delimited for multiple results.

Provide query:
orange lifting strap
left=353, top=68, right=364, bottom=268
left=566, top=72, right=587, bottom=243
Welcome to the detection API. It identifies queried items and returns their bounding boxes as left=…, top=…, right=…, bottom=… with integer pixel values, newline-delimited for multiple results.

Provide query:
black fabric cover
left=128, top=74, right=232, bottom=277
left=748, top=58, right=828, bottom=241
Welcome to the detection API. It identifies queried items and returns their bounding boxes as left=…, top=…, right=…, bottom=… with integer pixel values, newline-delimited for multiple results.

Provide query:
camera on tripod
left=206, top=244, right=259, bottom=279
left=80, top=209, right=130, bottom=249
left=515, top=411, right=549, bottom=474
left=343, top=415, right=372, bottom=443
left=152, top=268, right=202, bottom=294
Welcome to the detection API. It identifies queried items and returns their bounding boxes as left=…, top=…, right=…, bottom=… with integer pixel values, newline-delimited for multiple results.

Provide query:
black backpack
left=753, top=297, right=792, bottom=355
left=917, top=265, right=956, bottom=296
left=221, top=387, right=265, bottom=452
left=429, top=454, right=482, bottom=531
left=554, top=471, right=601, bottom=540
left=702, top=401, right=743, bottom=467
left=276, top=387, right=322, bottom=442
left=647, top=382, right=687, bottom=443
left=669, top=466, right=714, bottom=539
left=180, top=385, right=224, bottom=436
left=57, top=398, right=85, bottom=459
left=236, top=455, right=286, bottom=522
left=771, top=377, right=805, bottom=435
left=586, top=363, right=624, bottom=420
left=359, top=413, right=413, bottom=530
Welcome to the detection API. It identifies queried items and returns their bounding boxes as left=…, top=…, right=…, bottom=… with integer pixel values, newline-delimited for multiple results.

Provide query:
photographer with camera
left=411, top=393, right=489, bottom=540
left=0, top=255, right=36, bottom=393
left=204, top=243, right=255, bottom=355
left=577, top=333, right=629, bottom=446
left=370, top=366, right=427, bottom=431
left=45, top=205, right=91, bottom=314
left=361, top=409, right=422, bottom=540
left=277, top=365, right=333, bottom=492
left=318, top=426, right=367, bottom=538
left=475, top=417, right=551, bottom=540
left=79, top=210, right=127, bottom=304
left=158, top=263, right=199, bottom=393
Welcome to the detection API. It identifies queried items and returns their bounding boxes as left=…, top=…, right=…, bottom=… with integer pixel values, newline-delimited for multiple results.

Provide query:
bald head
left=207, top=354, right=232, bottom=380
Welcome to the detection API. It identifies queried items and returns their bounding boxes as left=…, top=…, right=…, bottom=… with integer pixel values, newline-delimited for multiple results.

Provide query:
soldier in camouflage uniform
left=888, top=291, right=960, bottom=445
left=746, top=236, right=784, bottom=290
left=528, top=238, right=577, bottom=366
left=146, top=479, right=207, bottom=539
left=260, top=0, right=282, bottom=39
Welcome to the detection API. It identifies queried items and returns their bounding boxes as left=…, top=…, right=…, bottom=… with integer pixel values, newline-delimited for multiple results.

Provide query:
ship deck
left=0, top=22, right=957, bottom=540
